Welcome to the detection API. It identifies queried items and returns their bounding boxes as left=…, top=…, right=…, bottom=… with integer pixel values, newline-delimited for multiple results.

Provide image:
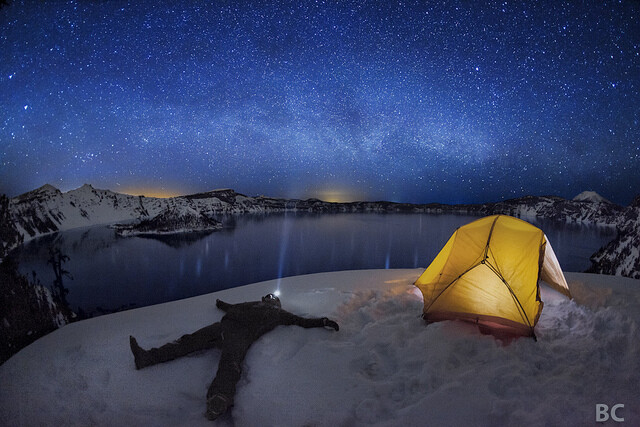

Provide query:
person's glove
left=322, top=317, right=339, bottom=331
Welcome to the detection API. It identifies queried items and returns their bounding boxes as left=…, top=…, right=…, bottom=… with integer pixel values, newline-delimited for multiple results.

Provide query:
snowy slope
left=1, top=269, right=638, bottom=426
left=588, top=196, right=640, bottom=279
left=464, top=194, right=625, bottom=226
left=9, top=184, right=165, bottom=240
left=114, top=205, right=223, bottom=236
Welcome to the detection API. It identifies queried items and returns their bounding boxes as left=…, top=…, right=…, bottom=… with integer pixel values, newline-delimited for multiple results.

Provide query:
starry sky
left=1, top=1, right=639, bottom=204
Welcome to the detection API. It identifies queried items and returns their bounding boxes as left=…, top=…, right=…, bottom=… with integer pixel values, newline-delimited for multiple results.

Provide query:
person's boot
left=205, top=394, right=231, bottom=420
left=129, top=336, right=152, bottom=370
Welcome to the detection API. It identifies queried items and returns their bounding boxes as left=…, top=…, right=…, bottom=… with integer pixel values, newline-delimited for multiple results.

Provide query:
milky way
left=1, top=0, right=638, bottom=204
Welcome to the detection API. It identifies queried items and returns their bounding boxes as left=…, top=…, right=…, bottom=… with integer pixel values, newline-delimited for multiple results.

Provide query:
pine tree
left=47, top=247, right=73, bottom=308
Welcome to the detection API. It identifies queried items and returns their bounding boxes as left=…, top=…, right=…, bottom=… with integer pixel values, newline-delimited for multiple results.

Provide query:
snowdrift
left=1, top=269, right=639, bottom=426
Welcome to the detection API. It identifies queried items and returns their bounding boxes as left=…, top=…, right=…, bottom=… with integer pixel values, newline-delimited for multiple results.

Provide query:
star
left=0, top=0, right=638, bottom=204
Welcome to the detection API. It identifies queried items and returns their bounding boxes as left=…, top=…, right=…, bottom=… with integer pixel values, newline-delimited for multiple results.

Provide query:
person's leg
left=130, top=322, right=224, bottom=369
left=205, top=334, right=252, bottom=420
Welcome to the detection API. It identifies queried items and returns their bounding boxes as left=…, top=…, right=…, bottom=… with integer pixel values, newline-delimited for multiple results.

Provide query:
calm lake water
left=14, top=213, right=616, bottom=315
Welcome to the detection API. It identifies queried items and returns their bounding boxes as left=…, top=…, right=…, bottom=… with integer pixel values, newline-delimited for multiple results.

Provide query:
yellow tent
left=414, top=215, right=571, bottom=339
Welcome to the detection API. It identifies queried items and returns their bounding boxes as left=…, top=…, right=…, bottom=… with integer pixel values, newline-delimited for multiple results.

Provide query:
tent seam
left=423, top=262, right=482, bottom=314
left=482, top=216, right=501, bottom=261
left=484, top=261, right=533, bottom=329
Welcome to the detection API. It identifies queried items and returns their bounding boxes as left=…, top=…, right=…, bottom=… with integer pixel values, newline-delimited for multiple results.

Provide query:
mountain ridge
left=2, top=184, right=639, bottom=279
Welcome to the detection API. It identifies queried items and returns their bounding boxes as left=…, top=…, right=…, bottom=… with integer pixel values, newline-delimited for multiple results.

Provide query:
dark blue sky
left=1, top=1, right=638, bottom=204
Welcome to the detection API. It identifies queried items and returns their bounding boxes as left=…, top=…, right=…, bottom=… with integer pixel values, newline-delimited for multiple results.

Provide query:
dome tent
left=414, top=215, right=571, bottom=339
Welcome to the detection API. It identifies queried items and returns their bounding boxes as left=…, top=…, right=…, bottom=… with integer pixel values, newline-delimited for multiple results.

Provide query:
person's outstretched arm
left=216, top=299, right=233, bottom=312
left=283, top=312, right=339, bottom=331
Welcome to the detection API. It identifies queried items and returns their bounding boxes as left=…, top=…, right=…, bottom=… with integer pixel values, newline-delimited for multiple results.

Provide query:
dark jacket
left=217, top=300, right=332, bottom=340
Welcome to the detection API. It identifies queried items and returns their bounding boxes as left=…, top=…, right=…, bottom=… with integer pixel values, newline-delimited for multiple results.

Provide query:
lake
left=14, top=213, right=616, bottom=316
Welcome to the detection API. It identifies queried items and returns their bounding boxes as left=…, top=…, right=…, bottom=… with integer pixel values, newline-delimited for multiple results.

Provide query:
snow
left=10, top=185, right=163, bottom=241
left=10, top=184, right=257, bottom=243
left=573, top=191, right=611, bottom=204
left=1, top=269, right=639, bottom=426
left=35, top=184, right=60, bottom=195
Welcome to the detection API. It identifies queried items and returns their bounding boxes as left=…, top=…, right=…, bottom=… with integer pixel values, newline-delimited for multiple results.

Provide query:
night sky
left=1, top=1, right=639, bottom=204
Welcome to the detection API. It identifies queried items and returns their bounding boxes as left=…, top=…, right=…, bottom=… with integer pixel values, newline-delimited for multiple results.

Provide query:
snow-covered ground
left=1, top=269, right=639, bottom=426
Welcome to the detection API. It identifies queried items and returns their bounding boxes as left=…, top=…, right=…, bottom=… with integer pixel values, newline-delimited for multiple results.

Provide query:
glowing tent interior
left=414, top=215, right=572, bottom=339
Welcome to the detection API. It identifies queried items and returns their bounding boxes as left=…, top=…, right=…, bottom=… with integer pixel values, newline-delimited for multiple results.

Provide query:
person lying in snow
left=129, top=293, right=340, bottom=421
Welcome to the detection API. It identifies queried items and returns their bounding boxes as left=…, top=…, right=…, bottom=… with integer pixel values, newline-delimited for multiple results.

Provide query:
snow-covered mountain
left=5, top=185, right=631, bottom=242
left=572, top=190, right=612, bottom=204
left=587, top=195, right=640, bottom=279
left=3, top=184, right=640, bottom=279
left=9, top=184, right=158, bottom=239
left=452, top=194, right=626, bottom=226
left=4, top=184, right=443, bottom=245
left=6, top=184, right=337, bottom=243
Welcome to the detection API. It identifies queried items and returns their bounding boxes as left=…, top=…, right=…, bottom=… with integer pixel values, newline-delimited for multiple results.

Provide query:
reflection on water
left=136, top=231, right=219, bottom=249
left=14, top=213, right=616, bottom=316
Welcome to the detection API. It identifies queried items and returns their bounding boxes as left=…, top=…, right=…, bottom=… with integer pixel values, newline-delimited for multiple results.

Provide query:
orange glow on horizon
left=315, top=189, right=363, bottom=203
left=119, top=187, right=185, bottom=199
